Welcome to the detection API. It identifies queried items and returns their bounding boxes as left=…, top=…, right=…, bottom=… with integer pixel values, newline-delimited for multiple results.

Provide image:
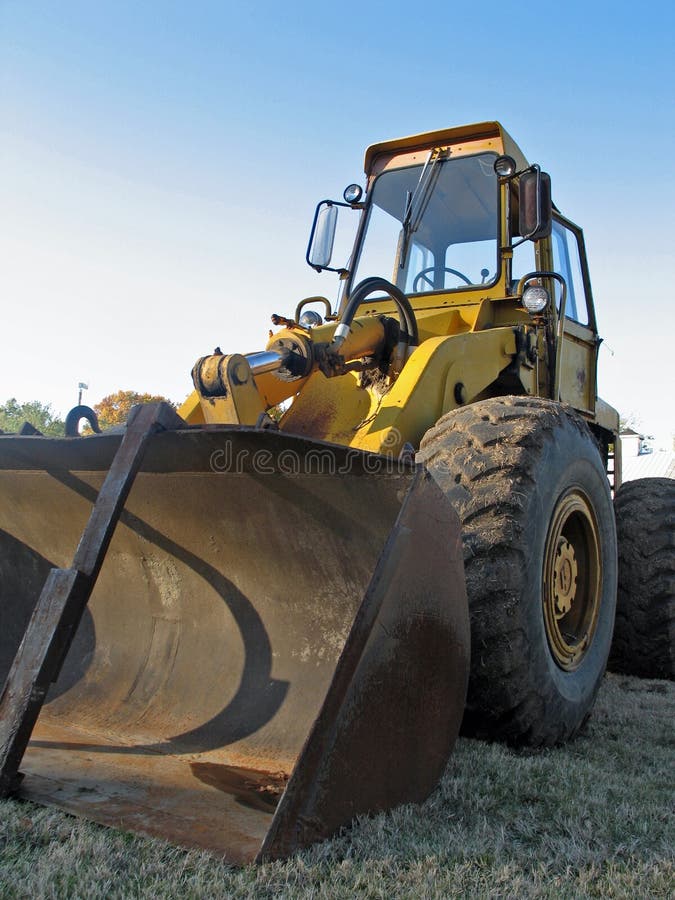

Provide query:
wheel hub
left=543, top=489, right=602, bottom=671
left=553, top=537, right=578, bottom=615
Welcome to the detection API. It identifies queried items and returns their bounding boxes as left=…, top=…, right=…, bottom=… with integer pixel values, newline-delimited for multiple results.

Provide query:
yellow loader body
left=0, top=120, right=620, bottom=861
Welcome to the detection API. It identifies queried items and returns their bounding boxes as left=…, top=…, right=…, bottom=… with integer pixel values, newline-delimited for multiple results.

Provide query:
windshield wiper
left=398, top=147, right=446, bottom=269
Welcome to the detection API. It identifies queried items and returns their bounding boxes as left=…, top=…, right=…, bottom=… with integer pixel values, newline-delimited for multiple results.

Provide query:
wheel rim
left=543, top=488, right=602, bottom=670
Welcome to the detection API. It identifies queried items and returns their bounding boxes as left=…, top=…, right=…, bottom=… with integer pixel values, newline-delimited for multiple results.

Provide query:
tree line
left=0, top=391, right=176, bottom=435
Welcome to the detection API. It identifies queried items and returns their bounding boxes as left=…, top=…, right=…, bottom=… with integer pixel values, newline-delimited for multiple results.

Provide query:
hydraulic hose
left=332, top=277, right=419, bottom=351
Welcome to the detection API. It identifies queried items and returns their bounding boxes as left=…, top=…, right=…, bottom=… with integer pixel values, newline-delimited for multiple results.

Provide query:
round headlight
left=493, top=155, right=517, bottom=178
left=343, top=183, right=363, bottom=204
left=299, top=309, right=323, bottom=329
left=522, top=285, right=549, bottom=314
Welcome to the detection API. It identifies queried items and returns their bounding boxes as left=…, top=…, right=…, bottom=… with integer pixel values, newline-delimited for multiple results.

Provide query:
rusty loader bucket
left=0, top=422, right=469, bottom=864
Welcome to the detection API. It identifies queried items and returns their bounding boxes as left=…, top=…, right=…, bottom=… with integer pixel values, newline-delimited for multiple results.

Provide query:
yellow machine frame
left=180, top=121, right=619, bottom=466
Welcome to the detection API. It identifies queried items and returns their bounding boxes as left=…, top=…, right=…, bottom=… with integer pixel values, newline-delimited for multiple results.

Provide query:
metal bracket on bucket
left=0, top=402, right=184, bottom=797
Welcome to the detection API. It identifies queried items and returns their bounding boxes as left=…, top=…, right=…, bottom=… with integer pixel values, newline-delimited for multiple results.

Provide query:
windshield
left=352, top=152, right=499, bottom=294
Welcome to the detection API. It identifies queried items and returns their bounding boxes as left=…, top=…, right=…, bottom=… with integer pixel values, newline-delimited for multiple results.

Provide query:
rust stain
left=283, top=396, right=339, bottom=438
left=190, top=762, right=288, bottom=812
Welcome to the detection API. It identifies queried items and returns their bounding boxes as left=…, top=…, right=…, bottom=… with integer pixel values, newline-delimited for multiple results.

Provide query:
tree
left=93, top=390, right=177, bottom=430
left=0, top=398, right=65, bottom=435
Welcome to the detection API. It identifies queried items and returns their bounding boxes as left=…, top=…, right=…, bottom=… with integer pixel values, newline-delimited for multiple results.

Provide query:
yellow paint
left=279, top=327, right=517, bottom=455
left=185, top=120, right=618, bottom=458
left=192, top=354, right=266, bottom=426
left=364, top=121, right=529, bottom=175
left=354, top=329, right=517, bottom=454
left=178, top=391, right=205, bottom=425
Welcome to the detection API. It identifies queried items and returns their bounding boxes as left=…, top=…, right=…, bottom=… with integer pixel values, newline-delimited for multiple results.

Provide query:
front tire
left=418, top=396, right=617, bottom=746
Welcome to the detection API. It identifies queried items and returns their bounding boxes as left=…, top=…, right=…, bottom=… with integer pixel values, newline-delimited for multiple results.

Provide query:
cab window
left=511, top=237, right=536, bottom=289
left=353, top=153, right=499, bottom=294
left=551, top=219, right=589, bottom=325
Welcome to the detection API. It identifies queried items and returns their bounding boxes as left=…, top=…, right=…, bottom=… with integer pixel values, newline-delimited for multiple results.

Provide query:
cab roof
left=364, top=121, right=529, bottom=174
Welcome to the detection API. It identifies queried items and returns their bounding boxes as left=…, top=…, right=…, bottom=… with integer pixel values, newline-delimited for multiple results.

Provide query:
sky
left=1, top=0, right=674, bottom=447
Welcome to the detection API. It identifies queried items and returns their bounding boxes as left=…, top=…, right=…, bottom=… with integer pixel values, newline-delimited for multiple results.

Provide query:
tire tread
left=418, top=396, right=615, bottom=745
left=609, top=477, right=675, bottom=679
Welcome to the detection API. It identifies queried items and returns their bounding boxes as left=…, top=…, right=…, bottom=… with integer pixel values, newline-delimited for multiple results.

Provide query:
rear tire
left=609, top=477, right=675, bottom=679
left=418, top=396, right=617, bottom=746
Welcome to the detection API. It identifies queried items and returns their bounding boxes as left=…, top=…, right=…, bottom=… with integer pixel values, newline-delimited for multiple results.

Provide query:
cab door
left=549, top=215, right=599, bottom=414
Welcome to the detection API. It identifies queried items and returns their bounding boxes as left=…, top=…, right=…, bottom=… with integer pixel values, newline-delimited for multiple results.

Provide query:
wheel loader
left=0, top=121, right=626, bottom=863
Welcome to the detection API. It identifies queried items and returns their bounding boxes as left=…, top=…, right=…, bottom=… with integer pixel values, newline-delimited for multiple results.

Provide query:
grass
left=0, top=673, right=673, bottom=899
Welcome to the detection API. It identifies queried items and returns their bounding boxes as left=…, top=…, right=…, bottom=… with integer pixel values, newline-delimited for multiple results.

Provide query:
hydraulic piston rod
left=246, top=351, right=284, bottom=376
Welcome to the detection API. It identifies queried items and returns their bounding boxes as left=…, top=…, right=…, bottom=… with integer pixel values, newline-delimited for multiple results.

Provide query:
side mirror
left=519, top=167, right=552, bottom=241
left=307, top=202, right=338, bottom=270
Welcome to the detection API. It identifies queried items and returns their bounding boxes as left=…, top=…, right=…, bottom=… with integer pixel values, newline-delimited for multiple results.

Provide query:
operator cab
left=352, top=151, right=499, bottom=295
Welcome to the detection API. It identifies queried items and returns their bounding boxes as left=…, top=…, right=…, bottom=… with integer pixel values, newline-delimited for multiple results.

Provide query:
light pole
left=78, top=382, right=88, bottom=406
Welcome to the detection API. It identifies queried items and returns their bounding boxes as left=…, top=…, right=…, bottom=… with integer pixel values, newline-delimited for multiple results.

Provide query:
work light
left=343, top=184, right=363, bottom=203
left=522, top=285, right=549, bottom=313
left=493, top=155, right=517, bottom=178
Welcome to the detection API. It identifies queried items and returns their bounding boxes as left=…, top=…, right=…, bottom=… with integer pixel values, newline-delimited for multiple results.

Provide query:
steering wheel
left=412, top=266, right=472, bottom=292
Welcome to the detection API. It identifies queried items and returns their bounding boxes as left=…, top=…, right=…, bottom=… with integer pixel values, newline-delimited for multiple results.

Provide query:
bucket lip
left=0, top=427, right=417, bottom=477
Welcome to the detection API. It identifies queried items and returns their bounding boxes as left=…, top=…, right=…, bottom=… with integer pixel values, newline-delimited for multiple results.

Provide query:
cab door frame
left=540, top=212, right=600, bottom=416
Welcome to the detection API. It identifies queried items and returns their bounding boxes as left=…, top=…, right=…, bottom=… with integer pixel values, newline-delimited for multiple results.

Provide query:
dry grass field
left=1, top=673, right=673, bottom=899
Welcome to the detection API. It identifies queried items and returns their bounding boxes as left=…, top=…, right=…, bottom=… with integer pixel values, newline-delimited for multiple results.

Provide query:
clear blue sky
left=1, top=0, right=673, bottom=444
